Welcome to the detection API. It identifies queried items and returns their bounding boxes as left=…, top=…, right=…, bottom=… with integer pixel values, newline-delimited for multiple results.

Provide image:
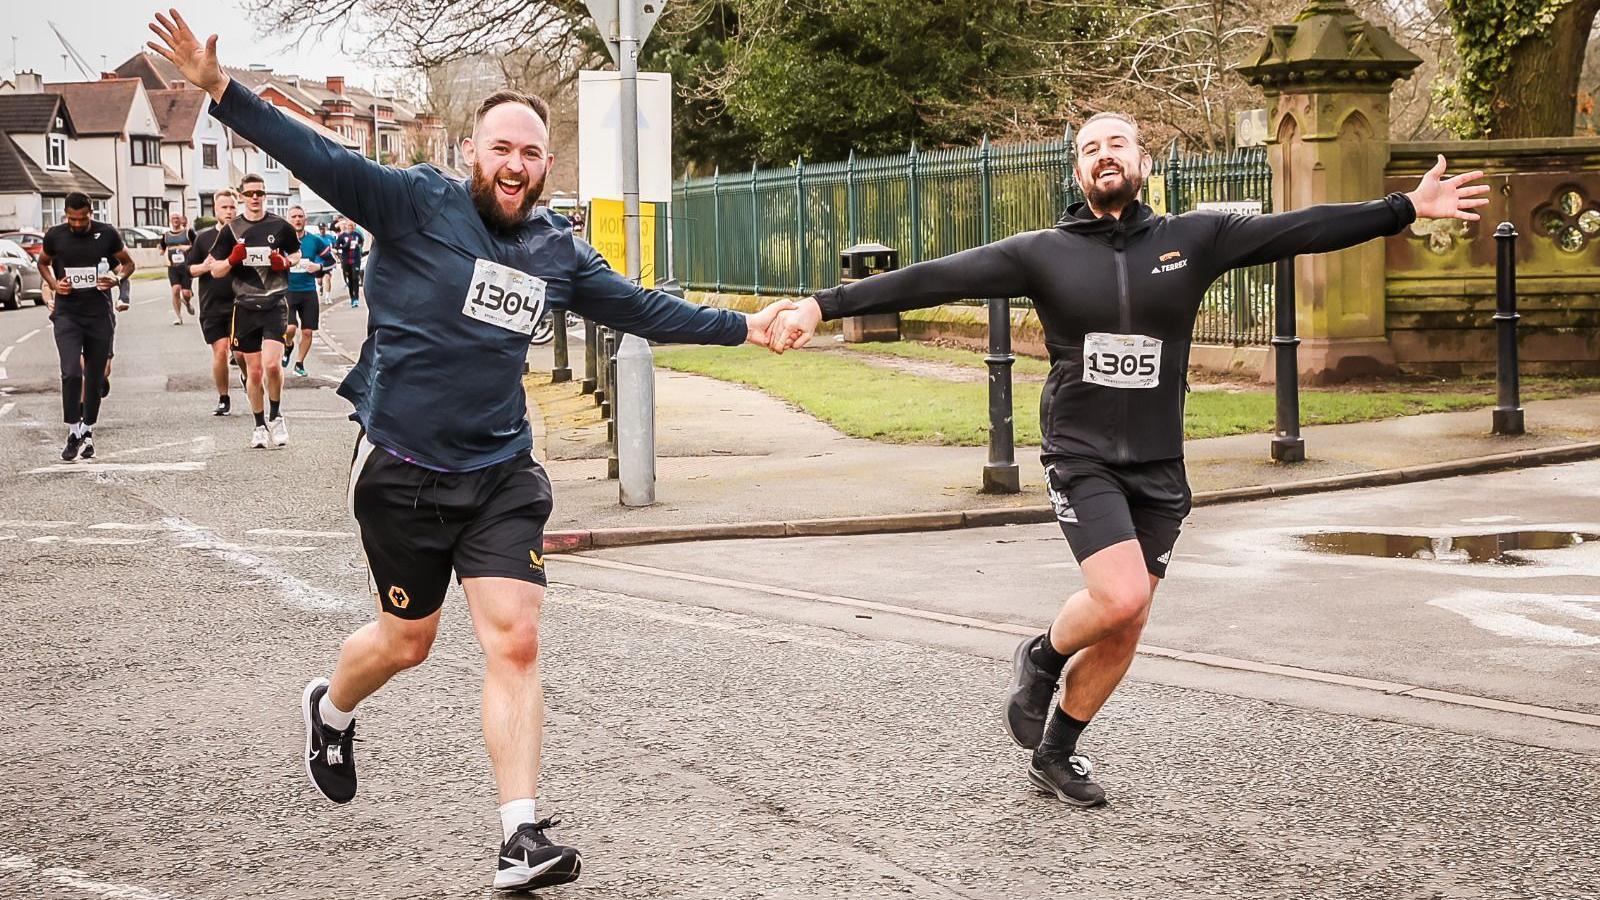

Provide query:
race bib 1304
left=462, top=258, right=547, bottom=335
left=1083, top=332, right=1162, bottom=389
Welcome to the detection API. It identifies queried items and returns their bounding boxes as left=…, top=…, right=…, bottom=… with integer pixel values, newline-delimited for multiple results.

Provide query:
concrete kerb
left=547, top=439, right=1600, bottom=551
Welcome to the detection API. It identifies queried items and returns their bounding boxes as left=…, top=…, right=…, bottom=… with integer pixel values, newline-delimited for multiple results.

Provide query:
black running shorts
left=348, top=434, right=554, bottom=620
left=201, top=314, right=232, bottom=345
left=1044, top=456, right=1191, bottom=578
left=168, top=265, right=193, bottom=289
left=286, top=290, right=319, bottom=330
left=231, top=300, right=288, bottom=353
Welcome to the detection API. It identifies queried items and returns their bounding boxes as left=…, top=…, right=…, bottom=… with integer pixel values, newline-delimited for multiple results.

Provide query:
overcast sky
left=5, top=1, right=408, bottom=94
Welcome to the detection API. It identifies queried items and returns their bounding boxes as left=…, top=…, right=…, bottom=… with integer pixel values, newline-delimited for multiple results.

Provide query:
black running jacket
left=814, top=196, right=1416, bottom=465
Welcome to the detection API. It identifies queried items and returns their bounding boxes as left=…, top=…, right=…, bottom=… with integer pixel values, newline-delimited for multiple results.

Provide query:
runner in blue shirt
left=151, top=11, right=793, bottom=893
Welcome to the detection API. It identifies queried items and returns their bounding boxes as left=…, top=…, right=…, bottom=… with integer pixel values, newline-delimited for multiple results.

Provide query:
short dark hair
left=1079, top=112, right=1142, bottom=147
left=475, top=90, right=550, bottom=130
left=288, top=205, right=304, bottom=214
left=240, top=173, right=265, bottom=189
left=64, top=192, right=91, bottom=211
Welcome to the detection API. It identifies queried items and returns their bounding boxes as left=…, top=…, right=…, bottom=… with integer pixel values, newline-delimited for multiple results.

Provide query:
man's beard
left=1084, top=166, right=1143, bottom=211
left=471, top=167, right=543, bottom=232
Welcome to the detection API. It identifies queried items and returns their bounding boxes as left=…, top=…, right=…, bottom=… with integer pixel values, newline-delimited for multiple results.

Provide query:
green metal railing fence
left=670, top=139, right=1276, bottom=346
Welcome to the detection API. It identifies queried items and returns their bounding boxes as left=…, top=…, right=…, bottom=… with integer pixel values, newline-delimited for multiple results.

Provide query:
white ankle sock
left=317, top=692, right=354, bottom=731
left=499, top=798, right=538, bottom=843
left=70, top=421, right=88, bottom=438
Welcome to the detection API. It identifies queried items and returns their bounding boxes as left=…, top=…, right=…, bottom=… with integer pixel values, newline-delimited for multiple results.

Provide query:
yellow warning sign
left=587, top=198, right=657, bottom=288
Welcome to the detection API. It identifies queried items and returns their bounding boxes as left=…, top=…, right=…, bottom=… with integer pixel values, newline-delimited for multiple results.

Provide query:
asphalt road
left=2, top=282, right=1597, bottom=900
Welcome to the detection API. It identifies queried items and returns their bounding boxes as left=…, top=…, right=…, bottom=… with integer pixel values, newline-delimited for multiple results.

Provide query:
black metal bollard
left=1270, top=255, right=1305, bottom=462
left=551, top=311, right=572, bottom=383
left=1492, top=222, right=1524, bottom=435
left=581, top=319, right=598, bottom=395
left=605, top=329, right=619, bottom=479
left=982, top=297, right=1020, bottom=493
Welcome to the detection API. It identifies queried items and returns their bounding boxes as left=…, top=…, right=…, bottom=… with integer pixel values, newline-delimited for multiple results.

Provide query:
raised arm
left=565, top=238, right=790, bottom=347
left=769, top=233, right=1035, bottom=353
left=1209, top=155, right=1488, bottom=272
left=147, top=9, right=419, bottom=237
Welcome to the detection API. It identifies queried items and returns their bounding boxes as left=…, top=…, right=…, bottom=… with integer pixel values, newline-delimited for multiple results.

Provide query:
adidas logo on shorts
left=1156, top=550, right=1171, bottom=565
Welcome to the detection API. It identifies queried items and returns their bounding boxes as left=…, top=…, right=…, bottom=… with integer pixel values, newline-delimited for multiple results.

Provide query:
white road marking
left=1461, top=515, right=1521, bottom=524
left=0, top=365, right=8, bottom=380
left=1430, top=591, right=1600, bottom=647
left=245, top=528, right=353, bottom=538
left=0, top=519, right=76, bottom=528
left=26, top=462, right=207, bottom=475
left=0, top=533, right=16, bottom=541
left=24, top=536, right=153, bottom=546
left=0, top=402, right=13, bottom=419
left=0, top=346, right=12, bottom=363
left=86, top=523, right=166, bottom=531
left=1, top=852, right=182, bottom=900
left=97, top=437, right=212, bottom=460
left=175, top=542, right=315, bottom=554
left=558, top=591, right=867, bottom=655
left=16, top=327, right=40, bottom=344
left=160, top=518, right=351, bottom=610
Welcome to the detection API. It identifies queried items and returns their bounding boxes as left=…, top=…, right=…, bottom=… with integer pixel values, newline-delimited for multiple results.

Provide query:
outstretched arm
left=1210, top=155, right=1488, bottom=272
left=147, top=9, right=418, bottom=238
left=566, top=238, right=793, bottom=348
left=769, top=234, right=1035, bottom=353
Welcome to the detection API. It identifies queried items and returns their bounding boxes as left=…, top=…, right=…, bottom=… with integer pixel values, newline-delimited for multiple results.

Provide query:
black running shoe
left=61, top=432, right=83, bottom=461
left=495, top=819, right=581, bottom=892
left=301, top=677, right=357, bottom=804
left=79, top=433, right=94, bottom=460
left=1028, top=751, right=1107, bottom=807
left=214, top=397, right=231, bottom=416
left=1003, top=635, right=1062, bottom=750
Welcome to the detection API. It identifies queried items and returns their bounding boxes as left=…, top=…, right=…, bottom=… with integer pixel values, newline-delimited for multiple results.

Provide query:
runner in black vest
left=766, top=112, right=1488, bottom=806
left=162, top=211, right=197, bottom=324
left=188, top=188, right=240, bottom=415
left=37, top=192, right=137, bottom=460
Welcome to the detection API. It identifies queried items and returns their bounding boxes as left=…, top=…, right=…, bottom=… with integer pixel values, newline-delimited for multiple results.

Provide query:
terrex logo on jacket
left=814, top=195, right=1415, bottom=465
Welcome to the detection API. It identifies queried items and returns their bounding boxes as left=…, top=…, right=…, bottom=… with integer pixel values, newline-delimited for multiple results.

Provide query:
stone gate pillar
left=1237, top=0, right=1420, bottom=382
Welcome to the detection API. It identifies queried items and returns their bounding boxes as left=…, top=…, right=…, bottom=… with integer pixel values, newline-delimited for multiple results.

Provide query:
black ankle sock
left=254, top=411, right=267, bottom=427
left=1030, top=630, right=1072, bottom=676
left=1040, top=707, right=1090, bottom=756
left=269, top=400, right=281, bottom=420
left=219, top=394, right=229, bottom=405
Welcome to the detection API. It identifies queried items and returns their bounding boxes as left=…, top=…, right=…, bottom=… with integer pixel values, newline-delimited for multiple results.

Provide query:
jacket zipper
left=1113, top=242, right=1131, bottom=464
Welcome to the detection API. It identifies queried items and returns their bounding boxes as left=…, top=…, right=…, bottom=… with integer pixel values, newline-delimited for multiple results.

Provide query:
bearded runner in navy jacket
left=150, top=10, right=794, bottom=893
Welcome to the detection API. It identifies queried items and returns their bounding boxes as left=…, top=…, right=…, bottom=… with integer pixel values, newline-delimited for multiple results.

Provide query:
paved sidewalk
left=521, top=334, right=1600, bottom=532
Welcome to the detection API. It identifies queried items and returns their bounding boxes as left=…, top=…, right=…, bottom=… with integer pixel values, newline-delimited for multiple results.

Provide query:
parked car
left=0, top=238, right=44, bottom=309
left=0, top=229, right=44, bottom=258
left=120, top=226, right=163, bottom=248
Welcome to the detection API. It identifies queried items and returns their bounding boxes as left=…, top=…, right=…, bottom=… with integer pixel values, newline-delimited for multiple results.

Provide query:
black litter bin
left=838, top=242, right=901, bottom=342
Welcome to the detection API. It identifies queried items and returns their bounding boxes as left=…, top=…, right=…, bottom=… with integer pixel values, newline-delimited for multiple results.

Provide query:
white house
left=227, top=134, right=294, bottom=218
left=44, top=77, right=168, bottom=228
left=0, top=82, right=113, bottom=229
left=150, top=87, right=232, bottom=221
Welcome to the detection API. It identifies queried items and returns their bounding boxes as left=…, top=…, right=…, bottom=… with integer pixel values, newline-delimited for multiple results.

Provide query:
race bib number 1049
left=462, top=259, right=547, bottom=335
left=1083, top=332, right=1162, bottom=389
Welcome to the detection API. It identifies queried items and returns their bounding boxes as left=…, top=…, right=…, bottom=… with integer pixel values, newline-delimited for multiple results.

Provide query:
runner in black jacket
left=768, top=112, right=1488, bottom=806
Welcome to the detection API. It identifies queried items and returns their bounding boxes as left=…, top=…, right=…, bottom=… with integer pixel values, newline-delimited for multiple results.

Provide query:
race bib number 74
left=462, top=259, right=547, bottom=335
left=1083, top=332, right=1162, bottom=389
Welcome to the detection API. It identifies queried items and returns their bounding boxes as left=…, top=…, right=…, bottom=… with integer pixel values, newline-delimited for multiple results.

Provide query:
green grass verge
left=654, top=345, right=1529, bottom=446
left=839, top=340, right=1054, bottom=377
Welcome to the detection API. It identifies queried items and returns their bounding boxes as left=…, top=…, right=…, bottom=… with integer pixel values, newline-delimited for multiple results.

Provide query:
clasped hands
left=744, top=296, right=824, bottom=353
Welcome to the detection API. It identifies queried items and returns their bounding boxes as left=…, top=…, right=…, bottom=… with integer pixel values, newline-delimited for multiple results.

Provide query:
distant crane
left=48, top=21, right=97, bottom=81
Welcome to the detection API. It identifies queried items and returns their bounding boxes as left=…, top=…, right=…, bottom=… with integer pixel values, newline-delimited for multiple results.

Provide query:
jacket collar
left=1056, top=201, right=1156, bottom=249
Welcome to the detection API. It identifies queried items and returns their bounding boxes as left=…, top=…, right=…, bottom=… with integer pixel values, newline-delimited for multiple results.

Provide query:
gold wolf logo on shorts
left=529, top=550, right=545, bottom=571
left=387, top=585, right=411, bottom=609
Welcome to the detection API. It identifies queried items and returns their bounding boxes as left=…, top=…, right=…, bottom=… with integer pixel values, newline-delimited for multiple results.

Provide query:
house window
left=202, top=142, right=218, bottom=169
left=92, top=199, right=108, bottom=220
left=131, top=136, right=161, bottom=166
left=134, top=196, right=166, bottom=226
left=200, top=194, right=214, bottom=218
left=46, top=134, right=68, bottom=170
left=264, top=154, right=279, bottom=171
left=265, top=195, right=288, bottom=217
left=40, top=196, right=64, bottom=228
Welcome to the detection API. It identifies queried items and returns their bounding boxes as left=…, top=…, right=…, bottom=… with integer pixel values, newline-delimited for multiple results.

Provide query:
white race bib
left=1083, top=332, right=1162, bottom=389
left=243, top=246, right=272, bottom=267
left=461, top=259, right=547, bottom=335
left=62, top=267, right=99, bottom=290
left=168, top=248, right=186, bottom=265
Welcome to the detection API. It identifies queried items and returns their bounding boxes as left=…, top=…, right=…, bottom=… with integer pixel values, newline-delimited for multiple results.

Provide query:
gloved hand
left=269, top=250, right=290, bottom=271
left=227, top=242, right=248, bottom=266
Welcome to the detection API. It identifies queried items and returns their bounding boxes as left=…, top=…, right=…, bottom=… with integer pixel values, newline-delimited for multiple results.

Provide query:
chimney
left=14, top=70, right=43, bottom=93
left=100, top=72, right=119, bottom=81
left=327, top=76, right=345, bottom=95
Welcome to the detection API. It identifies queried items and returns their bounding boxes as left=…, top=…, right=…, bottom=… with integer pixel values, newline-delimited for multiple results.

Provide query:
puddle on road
left=1297, top=530, right=1600, bottom=565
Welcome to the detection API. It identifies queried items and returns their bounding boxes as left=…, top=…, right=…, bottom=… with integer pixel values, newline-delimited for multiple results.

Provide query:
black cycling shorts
left=348, top=434, right=554, bottom=620
left=168, top=266, right=193, bottom=289
left=286, top=290, right=319, bottom=330
left=231, top=300, right=288, bottom=354
left=1045, top=456, right=1191, bottom=578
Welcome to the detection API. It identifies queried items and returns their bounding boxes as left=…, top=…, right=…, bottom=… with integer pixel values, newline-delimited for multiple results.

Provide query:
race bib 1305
left=462, top=258, right=547, bottom=335
left=1083, top=332, right=1162, bottom=389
